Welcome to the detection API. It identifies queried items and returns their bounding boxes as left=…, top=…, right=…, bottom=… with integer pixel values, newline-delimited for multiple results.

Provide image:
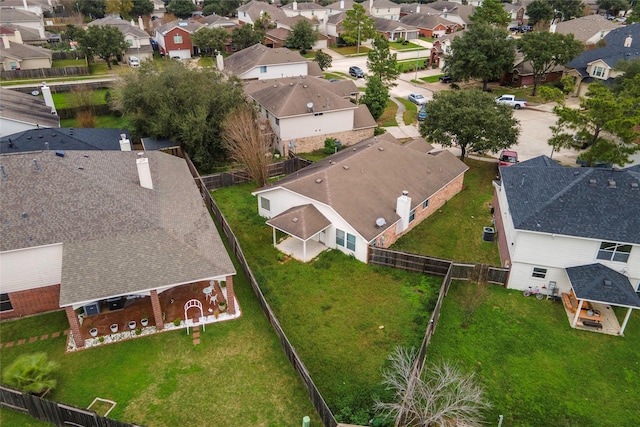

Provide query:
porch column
left=65, top=306, right=85, bottom=348
left=619, top=308, right=634, bottom=336
left=226, top=275, right=237, bottom=315
left=272, top=228, right=277, bottom=247
left=572, top=299, right=585, bottom=327
left=150, top=290, right=164, bottom=331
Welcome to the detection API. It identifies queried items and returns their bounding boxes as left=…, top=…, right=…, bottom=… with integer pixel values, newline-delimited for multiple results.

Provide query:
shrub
left=2, top=353, right=59, bottom=395
left=173, top=318, right=181, bottom=327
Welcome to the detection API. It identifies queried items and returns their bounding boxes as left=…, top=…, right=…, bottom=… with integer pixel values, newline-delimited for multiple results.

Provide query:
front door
left=319, top=230, right=326, bottom=244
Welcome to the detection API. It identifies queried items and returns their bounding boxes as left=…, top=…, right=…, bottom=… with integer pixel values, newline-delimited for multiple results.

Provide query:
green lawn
left=0, top=253, right=321, bottom=426
left=388, top=41, right=421, bottom=51
left=426, top=282, right=640, bottom=426
left=422, top=74, right=444, bottom=83
left=212, top=183, right=438, bottom=424
left=52, top=58, right=88, bottom=68
left=51, top=89, right=110, bottom=109
left=0, top=408, right=52, bottom=426
left=396, top=97, right=417, bottom=125
left=61, top=114, right=130, bottom=129
left=391, top=158, right=501, bottom=265
left=377, top=99, right=399, bottom=127
left=331, top=45, right=370, bottom=56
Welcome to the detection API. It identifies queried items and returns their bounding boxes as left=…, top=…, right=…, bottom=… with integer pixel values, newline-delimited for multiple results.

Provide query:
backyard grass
left=396, top=97, right=417, bottom=125
left=61, top=114, right=130, bottom=129
left=51, top=89, right=110, bottom=109
left=397, top=59, right=428, bottom=73
left=388, top=41, right=421, bottom=50
left=426, top=282, right=640, bottom=426
left=197, top=56, right=214, bottom=67
left=391, top=158, right=501, bottom=265
left=377, top=99, right=399, bottom=127
left=0, top=408, right=52, bottom=426
left=331, top=45, right=370, bottom=56
left=0, top=252, right=322, bottom=426
left=52, top=58, right=89, bottom=68
left=211, top=183, right=439, bottom=424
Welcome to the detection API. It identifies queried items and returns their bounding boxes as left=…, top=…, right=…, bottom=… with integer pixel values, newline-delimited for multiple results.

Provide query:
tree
left=517, top=31, right=583, bottom=96
left=526, top=0, right=555, bottom=27
left=285, top=19, right=318, bottom=54
left=76, top=25, right=127, bottom=69
left=3, top=353, right=59, bottom=395
left=202, top=0, right=242, bottom=16
left=361, top=75, right=388, bottom=120
left=231, top=24, right=265, bottom=50
left=221, top=104, right=274, bottom=187
left=131, top=0, right=154, bottom=17
left=445, top=23, right=515, bottom=91
left=341, top=3, right=376, bottom=52
left=73, top=0, right=106, bottom=19
left=549, top=82, right=640, bottom=166
left=367, top=35, right=400, bottom=87
left=105, top=0, right=133, bottom=18
left=314, top=49, right=332, bottom=71
left=191, top=27, right=229, bottom=58
left=113, top=61, right=246, bottom=171
left=549, top=0, right=585, bottom=21
left=597, top=0, right=630, bottom=16
left=469, top=0, right=511, bottom=26
left=374, top=347, right=491, bottom=427
left=166, top=0, right=196, bottom=19
left=419, top=89, right=519, bottom=161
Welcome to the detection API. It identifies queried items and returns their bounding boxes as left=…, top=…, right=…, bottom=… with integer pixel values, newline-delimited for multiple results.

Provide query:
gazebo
left=565, top=263, right=640, bottom=335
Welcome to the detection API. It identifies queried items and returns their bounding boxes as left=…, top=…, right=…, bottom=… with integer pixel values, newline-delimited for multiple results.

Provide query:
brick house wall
left=286, top=128, right=376, bottom=155
left=0, top=284, right=60, bottom=321
left=159, top=28, right=193, bottom=56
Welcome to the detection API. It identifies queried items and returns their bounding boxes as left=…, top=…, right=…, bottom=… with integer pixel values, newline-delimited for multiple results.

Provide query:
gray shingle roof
left=224, top=44, right=310, bottom=77
left=267, top=204, right=331, bottom=240
left=566, top=23, right=640, bottom=74
left=0, top=87, right=59, bottom=130
left=0, top=40, right=52, bottom=61
left=400, top=13, right=457, bottom=30
left=374, top=17, right=418, bottom=33
left=88, top=17, right=150, bottom=38
left=500, top=156, right=640, bottom=244
left=0, top=150, right=235, bottom=306
left=0, top=7, right=41, bottom=23
left=554, top=14, right=619, bottom=44
left=255, top=134, right=468, bottom=241
left=1, top=128, right=130, bottom=153
left=566, top=263, right=640, bottom=308
left=156, top=19, right=202, bottom=35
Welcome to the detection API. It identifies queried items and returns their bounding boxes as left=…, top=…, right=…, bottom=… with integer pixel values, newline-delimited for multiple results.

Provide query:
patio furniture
left=582, top=319, right=603, bottom=329
left=203, top=286, right=214, bottom=302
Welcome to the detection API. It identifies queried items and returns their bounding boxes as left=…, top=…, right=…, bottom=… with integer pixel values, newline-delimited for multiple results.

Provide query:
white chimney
left=41, top=83, right=57, bottom=115
left=369, top=0, right=374, bottom=12
left=417, top=5, right=421, bottom=13
left=216, top=52, right=224, bottom=70
left=443, top=8, right=448, bottom=19
left=1, top=35, right=10, bottom=49
left=138, top=16, right=144, bottom=31
left=395, top=190, right=412, bottom=234
left=14, top=29, right=23, bottom=44
left=136, top=153, right=153, bottom=190
left=340, top=0, right=344, bottom=9
left=624, top=35, right=633, bottom=48
left=23, top=0, right=28, bottom=11
left=549, top=23, right=556, bottom=33
left=119, top=134, right=131, bottom=151
left=293, top=1, right=298, bottom=10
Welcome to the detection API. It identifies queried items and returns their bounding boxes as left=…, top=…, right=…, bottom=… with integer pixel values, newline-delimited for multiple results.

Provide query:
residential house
left=365, top=0, right=402, bottom=21
left=0, top=7, right=46, bottom=44
left=429, top=29, right=465, bottom=68
left=502, top=52, right=564, bottom=87
left=0, top=28, right=52, bottom=70
left=281, top=1, right=327, bottom=22
left=270, top=16, right=330, bottom=50
left=373, top=17, right=419, bottom=41
left=0, top=150, right=238, bottom=349
left=400, top=12, right=461, bottom=38
left=503, top=0, right=533, bottom=26
left=152, top=0, right=167, bottom=19
left=237, top=0, right=288, bottom=26
left=0, top=0, right=56, bottom=17
left=324, top=0, right=355, bottom=17
left=421, top=1, right=474, bottom=28
left=243, top=75, right=375, bottom=154
left=1, top=128, right=132, bottom=154
left=223, top=43, right=322, bottom=81
left=493, top=156, right=640, bottom=334
left=88, top=17, right=153, bottom=64
left=265, top=27, right=291, bottom=48
left=252, top=134, right=468, bottom=263
left=565, top=23, right=640, bottom=96
left=154, top=20, right=202, bottom=59
left=552, top=14, right=620, bottom=46
left=0, top=87, right=58, bottom=137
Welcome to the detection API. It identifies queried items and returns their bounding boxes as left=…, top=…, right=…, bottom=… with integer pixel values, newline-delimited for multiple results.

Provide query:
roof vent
left=631, top=182, right=639, bottom=190
left=315, top=178, right=322, bottom=183
left=573, top=170, right=580, bottom=176
left=608, top=179, right=616, bottom=188
left=55, top=150, right=65, bottom=157
left=33, top=159, right=40, bottom=172
left=292, top=217, right=299, bottom=223
left=307, top=102, right=314, bottom=112
left=376, top=217, right=386, bottom=227
left=343, top=165, right=349, bottom=170
left=604, top=279, right=613, bottom=288
left=0, top=165, right=6, bottom=180
left=22, top=212, right=28, bottom=219
left=589, top=178, right=597, bottom=186
left=402, top=190, right=409, bottom=196
left=378, top=147, right=384, bottom=151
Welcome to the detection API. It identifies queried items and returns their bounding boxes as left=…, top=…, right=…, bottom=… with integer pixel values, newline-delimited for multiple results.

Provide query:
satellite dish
left=376, top=217, right=386, bottom=227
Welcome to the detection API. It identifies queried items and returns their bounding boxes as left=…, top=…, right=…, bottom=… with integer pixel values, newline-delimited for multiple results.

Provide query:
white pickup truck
left=495, top=94, right=527, bottom=109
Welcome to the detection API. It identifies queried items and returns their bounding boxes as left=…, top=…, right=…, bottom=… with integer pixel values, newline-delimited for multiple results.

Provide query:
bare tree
left=375, top=346, right=490, bottom=427
left=221, top=104, right=274, bottom=187
left=72, top=85, right=96, bottom=128
left=460, top=283, right=488, bottom=328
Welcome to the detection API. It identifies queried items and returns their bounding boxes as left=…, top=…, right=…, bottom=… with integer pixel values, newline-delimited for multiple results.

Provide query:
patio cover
left=266, top=204, right=331, bottom=240
left=566, top=263, right=640, bottom=335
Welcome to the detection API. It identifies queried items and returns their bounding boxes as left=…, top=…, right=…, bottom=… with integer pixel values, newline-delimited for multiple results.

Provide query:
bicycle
left=523, top=286, right=544, bottom=300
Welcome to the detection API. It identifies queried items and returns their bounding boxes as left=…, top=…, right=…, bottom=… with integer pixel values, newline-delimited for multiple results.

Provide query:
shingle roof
left=0, top=150, right=236, bottom=306
left=200, top=14, right=236, bottom=27
left=0, top=41, right=52, bottom=61
left=0, top=7, right=41, bottom=23
left=282, top=1, right=326, bottom=12
left=554, top=14, right=619, bottom=44
left=224, top=44, right=309, bottom=76
left=500, top=155, right=640, bottom=244
left=237, top=0, right=288, bottom=22
left=155, top=19, right=202, bottom=35
left=566, top=23, right=640, bottom=74
left=254, top=134, right=468, bottom=241
left=0, top=87, right=59, bottom=129
left=400, top=13, right=456, bottom=29
left=1, top=128, right=130, bottom=153
left=426, top=1, right=475, bottom=23
left=374, top=17, right=418, bottom=33
left=566, top=263, right=640, bottom=308
left=267, top=204, right=331, bottom=240
left=88, top=17, right=149, bottom=38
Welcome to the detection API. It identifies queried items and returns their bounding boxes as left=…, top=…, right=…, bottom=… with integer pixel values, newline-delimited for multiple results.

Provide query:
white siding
left=0, top=118, right=38, bottom=138
left=279, top=109, right=354, bottom=140
left=0, top=244, right=63, bottom=292
left=242, top=63, right=308, bottom=80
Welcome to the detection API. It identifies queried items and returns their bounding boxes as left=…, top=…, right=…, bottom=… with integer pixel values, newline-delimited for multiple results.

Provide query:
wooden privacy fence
left=185, top=154, right=338, bottom=427
left=200, top=157, right=312, bottom=190
left=0, top=385, right=144, bottom=427
left=1, top=66, right=89, bottom=80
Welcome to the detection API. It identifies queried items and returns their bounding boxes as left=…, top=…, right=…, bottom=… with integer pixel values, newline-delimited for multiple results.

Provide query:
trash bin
left=482, top=227, right=495, bottom=242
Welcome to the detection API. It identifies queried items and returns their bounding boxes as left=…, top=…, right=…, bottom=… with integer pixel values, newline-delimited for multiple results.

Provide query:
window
left=9, top=61, right=17, bottom=70
left=127, top=39, right=133, bottom=47
left=260, top=66, right=267, bottom=73
left=336, top=229, right=356, bottom=251
left=422, top=199, right=429, bottom=209
left=409, top=209, right=416, bottom=223
left=173, top=34, right=183, bottom=44
left=0, top=293, right=12, bottom=312
left=597, top=242, right=632, bottom=262
left=336, top=229, right=345, bottom=247
left=260, top=196, right=270, bottom=211
left=275, top=118, right=280, bottom=125
left=592, top=66, right=605, bottom=78
left=532, top=267, right=547, bottom=279
left=346, top=233, right=356, bottom=251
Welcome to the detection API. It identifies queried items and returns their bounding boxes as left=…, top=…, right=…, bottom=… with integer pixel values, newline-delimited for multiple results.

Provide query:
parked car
left=129, top=56, right=140, bottom=67
left=499, top=150, right=518, bottom=167
left=495, top=94, right=527, bottom=109
left=408, top=93, right=427, bottom=105
left=418, top=106, right=427, bottom=121
left=439, top=75, right=453, bottom=83
left=349, top=66, right=364, bottom=78
left=509, top=25, right=533, bottom=33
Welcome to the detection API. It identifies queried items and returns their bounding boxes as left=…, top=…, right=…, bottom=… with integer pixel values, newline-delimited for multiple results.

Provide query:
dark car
left=349, top=66, right=365, bottom=78
left=439, top=75, right=453, bottom=83
left=417, top=106, right=427, bottom=121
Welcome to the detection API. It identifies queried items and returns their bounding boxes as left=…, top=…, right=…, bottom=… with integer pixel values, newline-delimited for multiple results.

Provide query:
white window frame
left=422, top=199, right=429, bottom=209
left=409, top=208, right=416, bottom=223
left=592, top=65, right=605, bottom=78
left=260, top=196, right=270, bottom=211
left=596, top=242, right=631, bottom=263
left=346, top=233, right=356, bottom=251
left=260, top=65, right=267, bottom=73
left=0, top=293, right=13, bottom=312
left=532, top=267, right=547, bottom=279
left=336, top=229, right=345, bottom=247
left=173, top=34, right=183, bottom=44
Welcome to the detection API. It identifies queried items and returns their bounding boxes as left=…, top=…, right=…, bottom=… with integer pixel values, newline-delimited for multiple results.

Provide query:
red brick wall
left=0, top=284, right=60, bottom=321
left=162, top=28, right=193, bottom=55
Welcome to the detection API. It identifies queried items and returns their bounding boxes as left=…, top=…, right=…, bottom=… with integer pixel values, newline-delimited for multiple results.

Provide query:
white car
left=408, top=93, right=427, bottom=105
left=129, top=57, right=140, bottom=67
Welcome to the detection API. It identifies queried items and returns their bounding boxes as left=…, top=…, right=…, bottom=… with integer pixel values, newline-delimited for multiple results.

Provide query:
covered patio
left=266, top=204, right=331, bottom=262
left=562, top=263, right=640, bottom=336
